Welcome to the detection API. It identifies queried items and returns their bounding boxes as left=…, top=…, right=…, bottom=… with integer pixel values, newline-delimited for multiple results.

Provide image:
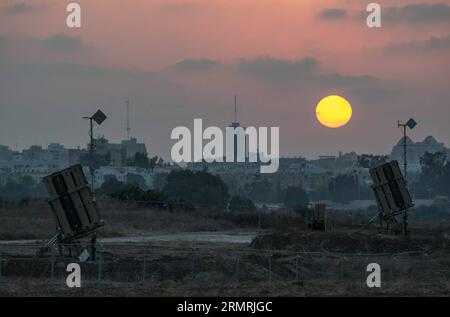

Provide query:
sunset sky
left=0, top=0, right=449, bottom=159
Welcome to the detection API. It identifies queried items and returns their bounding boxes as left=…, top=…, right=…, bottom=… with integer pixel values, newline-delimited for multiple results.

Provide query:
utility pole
left=83, top=110, right=107, bottom=193
left=234, top=95, right=238, bottom=123
left=83, top=116, right=95, bottom=191
left=397, top=118, right=417, bottom=236
left=126, top=99, right=131, bottom=140
left=398, top=122, right=407, bottom=179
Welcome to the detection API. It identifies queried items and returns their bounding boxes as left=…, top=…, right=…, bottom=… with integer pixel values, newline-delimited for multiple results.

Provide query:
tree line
left=99, top=169, right=309, bottom=212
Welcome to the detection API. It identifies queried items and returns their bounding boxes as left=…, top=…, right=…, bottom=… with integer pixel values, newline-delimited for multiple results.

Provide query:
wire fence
left=1, top=243, right=449, bottom=286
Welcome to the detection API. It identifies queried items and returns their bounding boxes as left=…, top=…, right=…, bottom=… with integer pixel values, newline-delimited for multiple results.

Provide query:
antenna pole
left=398, top=120, right=408, bottom=236
left=82, top=116, right=96, bottom=192
left=84, top=109, right=107, bottom=194
left=89, top=118, right=95, bottom=192
left=126, top=99, right=131, bottom=140
left=234, top=95, right=237, bottom=122
left=83, top=116, right=96, bottom=192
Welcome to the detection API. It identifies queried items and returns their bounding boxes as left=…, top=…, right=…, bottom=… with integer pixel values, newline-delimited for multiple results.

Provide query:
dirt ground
left=251, top=228, right=450, bottom=253
left=1, top=277, right=450, bottom=297
left=1, top=231, right=450, bottom=297
left=0, top=199, right=305, bottom=240
left=0, top=200, right=239, bottom=240
left=1, top=200, right=450, bottom=296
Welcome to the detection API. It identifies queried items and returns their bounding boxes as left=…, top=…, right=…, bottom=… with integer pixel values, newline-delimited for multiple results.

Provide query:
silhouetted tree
left=249, top=179, right=273, bottom=203
left=414, top=151, right=450, bottom=198
left=163, top=170, right=229, bottom=210
left=132, top=152, right=150, bottom=169
left=229, top=196, right=256, bottom=213
left=329, top=174, right=358, bottom=203
left=283, top=185, right=309, bottom=208
left=98, top=177, right=131, bottom=195
left=357, top=154, right=389, bottom=168
left=126, top=173, right=147, bottom=189
left=0, top=176, right=47, bottom=201
left=111, top=185, right=167, bottom=203
left=130, top=153, right=161, bottom=171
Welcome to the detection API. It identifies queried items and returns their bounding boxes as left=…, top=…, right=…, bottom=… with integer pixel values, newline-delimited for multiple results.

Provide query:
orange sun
left=316, top=95, right=353, bottom=128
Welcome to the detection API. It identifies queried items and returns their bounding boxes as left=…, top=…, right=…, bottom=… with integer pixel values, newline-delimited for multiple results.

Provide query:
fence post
left=191, top=254, right=196, bottom=276
left=268, top=254, right=272, bottom=284
left=321, top=254, right=327, bottom=280
left=235, top=257, right=240, bottom=283
left=295, top=255, right=299, bottom=282
left=340, top=257, right=344, bottom=280
left=143, top=255, right=147, bottom=281
left=363, top=257, right=368, bottom=279
left=390, top=256, right=395, bottom=281
left=97, top=249, right=103, bottom=281
left=50, top=247, right=55, bottom=280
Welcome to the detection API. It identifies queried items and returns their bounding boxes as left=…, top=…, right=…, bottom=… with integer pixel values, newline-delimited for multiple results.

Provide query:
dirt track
left=0, top=231, right=258, bottom=246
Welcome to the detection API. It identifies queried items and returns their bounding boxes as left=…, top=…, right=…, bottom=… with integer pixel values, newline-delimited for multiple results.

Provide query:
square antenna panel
left=406, top=118, right=417, bottom=130
left=92, top=110, right=107, bottom=125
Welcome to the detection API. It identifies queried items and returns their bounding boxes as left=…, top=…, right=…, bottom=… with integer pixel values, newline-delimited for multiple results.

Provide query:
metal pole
left=126, top=99, right=131, bottom=140
left=398, top=121, right=409, bottom=236
left=235, top=257, right=240, bottom=283
left=322, top=254, right=328, bottom=280
left=97, top=250, right=103, bottom=281
left=364, top=257, right=368, bottom=279
left=390, top=256, right=395, bottom=280
left=89, top=118, right=95, bottom=191
left=143, top=255, right=147, bottom=281
left=258, top=213, right=261, bottom=230
left=402, top=124, right=408, bottom=235
left=91, top=235, right=97, bottom=261
left=403, top=125, right=407, bottom=180
left=50, top=247, right=55, bottom=280
left=268, top=255, right=272, bottom=284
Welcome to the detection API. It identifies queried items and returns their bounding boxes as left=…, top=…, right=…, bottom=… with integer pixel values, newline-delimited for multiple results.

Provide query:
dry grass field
left=0, top=199, right=238, bottom=240
left=0, top=198, right=314, bottom=241
left=1, top=199, right=450, bottom=296
left=2, top=278, right=450, bottom=297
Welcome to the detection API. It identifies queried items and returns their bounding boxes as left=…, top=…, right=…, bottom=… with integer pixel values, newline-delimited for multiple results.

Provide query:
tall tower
left=234, top=95, right=237, bottom=124
left=227, top=95, right=245, bottom=162
left=231, top=95, right=240, bottom=128
left=126, top=99, right=131, bottom=140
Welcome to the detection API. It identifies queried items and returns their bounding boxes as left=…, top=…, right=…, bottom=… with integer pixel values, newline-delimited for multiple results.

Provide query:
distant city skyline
left=1, top=133, right=448, bottom=163
left=0, top=114, right=449, bottom=161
